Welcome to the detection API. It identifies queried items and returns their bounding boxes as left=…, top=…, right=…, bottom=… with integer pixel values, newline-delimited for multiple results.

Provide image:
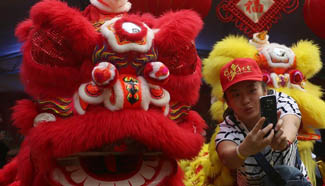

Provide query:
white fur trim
left=249, top=40, right=270, bottom=50
left=152, top=29, right=160, bottom=34
left=103, top=80, right=124, bottom=111
left=270, top=73, right=279, bottom=88
left=52, top=169, right=73, bottom=186
left=148, top=84, right=170, bottom=107
left=148, top=84, right=160, bottom=89
left=90, top=0, right=131, bottom=13
left=249, top=32, right=270, bottom=50
left=92, top=62, right=116, bottom=86
left=193, top=125, right=197, bottom=134
left=78, top=83, right=105, bottom=104
left=150, top=89, right=170, bottom=107
left=100, top=17, right=154, bottom=53
left=33, top=113, right=56, bottom=127
left=149, top=62, right=169, bottom=80
left=138, top=76, right=150, bottom=111
left=260, top=43, right=295, bottom=68
left=210, top=96, right=217, bottom=104
left=73, top=93, right=86, bottom=115
left=163, top=104, right=169, bottom=116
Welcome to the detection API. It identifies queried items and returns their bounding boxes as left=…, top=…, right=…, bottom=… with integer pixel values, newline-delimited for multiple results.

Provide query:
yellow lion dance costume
left=181, top=33, right=325, bottom=186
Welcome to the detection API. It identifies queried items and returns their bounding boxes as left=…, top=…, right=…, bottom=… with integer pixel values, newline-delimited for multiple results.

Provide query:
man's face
left=225, top=81, right=267, bottom=126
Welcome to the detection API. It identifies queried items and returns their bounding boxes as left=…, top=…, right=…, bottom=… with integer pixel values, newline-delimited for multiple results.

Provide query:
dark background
left=0, top=0, right=324, bottom=157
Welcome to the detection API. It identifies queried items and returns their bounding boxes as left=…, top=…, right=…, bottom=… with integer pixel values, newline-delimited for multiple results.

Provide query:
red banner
left=216, top=0, right=299, bottom=36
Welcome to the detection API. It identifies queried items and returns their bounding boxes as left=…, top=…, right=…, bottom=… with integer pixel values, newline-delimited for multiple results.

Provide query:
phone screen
left=260, top=95, right=277, bottom=129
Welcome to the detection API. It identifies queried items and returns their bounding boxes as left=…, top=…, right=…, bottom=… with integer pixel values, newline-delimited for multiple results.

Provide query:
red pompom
left=262, top=73, right=272, bottom=85
left=289, top=69, right=304, bottom=84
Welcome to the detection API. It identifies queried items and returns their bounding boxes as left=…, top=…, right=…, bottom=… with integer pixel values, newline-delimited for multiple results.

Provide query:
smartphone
left=260, top=94, right=277, bottom=129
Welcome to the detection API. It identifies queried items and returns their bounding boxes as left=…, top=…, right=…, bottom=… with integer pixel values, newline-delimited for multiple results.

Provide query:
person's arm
left=217, top=141, right=245, bottom=169
left=270, top=92, right=301, bottom=150
left=281, top=114, right=300, bottom=143
left=270, top=114, right=300, bottom=150
left=217, top=117, right=274, bottom=169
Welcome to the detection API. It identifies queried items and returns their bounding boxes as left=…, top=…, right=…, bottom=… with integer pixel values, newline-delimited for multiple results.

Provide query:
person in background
left=215, top=58, right=310, bottom=185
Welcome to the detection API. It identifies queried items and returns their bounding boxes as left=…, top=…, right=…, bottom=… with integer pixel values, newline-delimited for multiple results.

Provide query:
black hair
left=222, top=81, right=267, bottom=121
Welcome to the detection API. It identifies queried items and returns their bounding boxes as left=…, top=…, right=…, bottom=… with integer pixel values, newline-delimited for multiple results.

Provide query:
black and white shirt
left=215, top=90, right=308, bottom=186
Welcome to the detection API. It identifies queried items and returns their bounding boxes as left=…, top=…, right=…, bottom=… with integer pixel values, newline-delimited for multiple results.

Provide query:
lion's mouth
left=51, top=139, right=176, bottom=186
left=270, top=56, right=289, bottom=64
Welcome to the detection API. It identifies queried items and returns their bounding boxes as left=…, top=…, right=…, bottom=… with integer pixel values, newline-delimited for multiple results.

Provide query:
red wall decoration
left=216, top=0, right=299, bottom=36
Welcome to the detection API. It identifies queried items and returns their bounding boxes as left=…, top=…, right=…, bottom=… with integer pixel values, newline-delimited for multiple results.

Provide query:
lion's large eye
left=122, top=22, right=142, bottom=34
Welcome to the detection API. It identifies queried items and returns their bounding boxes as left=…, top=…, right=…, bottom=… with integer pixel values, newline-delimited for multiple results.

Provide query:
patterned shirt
left=215, top=90, right=308, bottom=186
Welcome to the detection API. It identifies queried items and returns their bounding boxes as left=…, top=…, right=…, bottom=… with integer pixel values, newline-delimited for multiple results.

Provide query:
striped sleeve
left=215, top=122, right=243, bottom=148
left=276, top=91, right=301, bottom=119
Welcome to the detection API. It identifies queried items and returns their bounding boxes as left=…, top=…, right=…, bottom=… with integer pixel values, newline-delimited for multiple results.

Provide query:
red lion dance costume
left=0, top=0, right=206, bottom=185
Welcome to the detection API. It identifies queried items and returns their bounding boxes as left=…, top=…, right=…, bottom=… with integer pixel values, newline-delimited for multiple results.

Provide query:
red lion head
left=0, top=0, right=206, bottom=186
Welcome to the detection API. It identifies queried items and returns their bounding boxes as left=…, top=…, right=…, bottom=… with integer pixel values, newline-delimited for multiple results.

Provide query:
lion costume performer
left=0, top=0, right=207, bottom=185
left=181, top=33, right=325, bottom=186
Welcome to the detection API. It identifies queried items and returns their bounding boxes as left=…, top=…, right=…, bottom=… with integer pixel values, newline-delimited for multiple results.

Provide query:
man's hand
left=239, top=117, right=274, bottom=157
left=270, top=119, right=288, bottom=151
